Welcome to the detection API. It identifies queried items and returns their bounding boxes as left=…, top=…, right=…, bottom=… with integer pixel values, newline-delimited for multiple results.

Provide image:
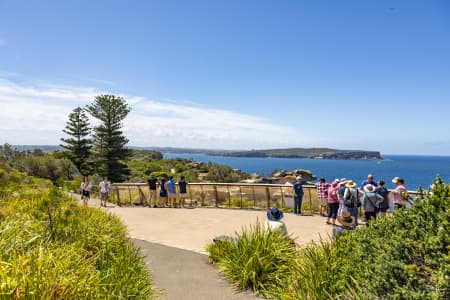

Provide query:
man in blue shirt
left=360, top=174, right=378, bottom=189
left=166, top=176, right=177, bottom=207
left=292, top=176, right=304, bottom=215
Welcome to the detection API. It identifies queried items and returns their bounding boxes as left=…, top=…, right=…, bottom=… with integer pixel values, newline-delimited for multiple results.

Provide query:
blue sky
left=0, top=0, right=449, bottom=155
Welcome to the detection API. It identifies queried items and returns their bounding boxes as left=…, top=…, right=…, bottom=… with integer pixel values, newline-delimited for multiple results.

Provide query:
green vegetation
left=207, top=178, right=449, bottom=299
left=86, top=95, right=132, bottom=182
left=1, top=143, right=78, bottom=183
left=0, top=164, right=154, bottom=299
left=60, top=107, right=92, bottom=175
left=215, top=147, right=382, bottom=160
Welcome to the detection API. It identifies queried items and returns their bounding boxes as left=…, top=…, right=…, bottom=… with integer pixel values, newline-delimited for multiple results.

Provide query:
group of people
left=314, top=174, right=409, bottom=228
left=266, top=174, right=409, bottom=239
left=146, top=174, right=189, bottom=208
left=79, top=176, right=110, bottom=207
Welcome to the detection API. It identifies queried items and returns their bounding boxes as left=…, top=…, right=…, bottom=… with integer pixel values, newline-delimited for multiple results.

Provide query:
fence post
left=308, top=187, right=312, bottom=213
left=239, top=186, right=243, bottom=208
left=189, top=186, right=194, bottom=208
left=265, top=186, right=270, bottom=209
left=227, top=186, right=231, bottom=207
left=115, top=186, right=121, bottom=206
left=200, top=185, right=205, bottom=206
left=128, top=186, right=132, bottom=205
left=280, top=186, right=284, bottom=208
left=137, top=186, right=145, bottom=205
left=213, top=185, right=219, bottom=207
left=252, top=186, right=256, bottom=207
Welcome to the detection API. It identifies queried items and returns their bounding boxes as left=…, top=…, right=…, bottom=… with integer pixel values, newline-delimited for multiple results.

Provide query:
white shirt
left=264, top=220, right=287, bottom=235
left=99, top=181, right=110, bottom=193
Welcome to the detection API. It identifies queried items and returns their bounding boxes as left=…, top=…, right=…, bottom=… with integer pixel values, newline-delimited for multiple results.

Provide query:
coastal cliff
left=215, top=148, right=382, bottom=160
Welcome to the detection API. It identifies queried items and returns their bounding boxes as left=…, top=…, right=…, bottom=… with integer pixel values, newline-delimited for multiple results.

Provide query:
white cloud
left=0, top=77, right=314, bottom=149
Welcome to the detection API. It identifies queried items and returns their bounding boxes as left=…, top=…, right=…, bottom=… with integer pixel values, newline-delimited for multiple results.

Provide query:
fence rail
left=108, top=182, right=423, bottom=213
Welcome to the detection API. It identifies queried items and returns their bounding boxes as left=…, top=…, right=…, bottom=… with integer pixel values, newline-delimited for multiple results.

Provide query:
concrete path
left=108, top=206, right=333, bottom=254
left=77, top=196, right=332, bottom=299
left=133, top=239, right=257, bottom=300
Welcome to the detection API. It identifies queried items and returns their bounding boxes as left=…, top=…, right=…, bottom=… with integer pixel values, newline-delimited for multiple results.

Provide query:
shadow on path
left=132, top=239, right=257, bottom=300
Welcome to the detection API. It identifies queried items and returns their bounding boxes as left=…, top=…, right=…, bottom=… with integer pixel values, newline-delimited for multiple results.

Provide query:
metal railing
left=109, top=182, right=424, bottom=213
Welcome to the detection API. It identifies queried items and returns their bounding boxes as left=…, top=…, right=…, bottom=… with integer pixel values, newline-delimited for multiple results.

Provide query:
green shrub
left=206, top=222, right=296, bottom=294
left=208, top=178, right=450, bottom=299
left=0, top=178, right=155, bottom=299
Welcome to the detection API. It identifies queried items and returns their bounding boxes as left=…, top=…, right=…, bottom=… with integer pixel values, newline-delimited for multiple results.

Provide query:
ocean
left=163, top=153, right=450, bottom=190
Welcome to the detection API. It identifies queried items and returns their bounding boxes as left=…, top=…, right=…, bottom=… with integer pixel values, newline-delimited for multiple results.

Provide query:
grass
left=0, top=166, right=155, bottom=299
left=207, top=178, right=450, bottom=299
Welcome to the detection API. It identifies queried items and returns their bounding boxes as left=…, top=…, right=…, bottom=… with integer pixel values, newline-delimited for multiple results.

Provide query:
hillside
left=214, top=148, right=382, bottom=160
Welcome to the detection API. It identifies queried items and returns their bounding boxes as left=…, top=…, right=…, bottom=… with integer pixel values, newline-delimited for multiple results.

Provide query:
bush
left=0, top=178, right=154, bottom=298
left=206, top=222, right=296, bottom=294
left=208, top=178, right=450, bottom=299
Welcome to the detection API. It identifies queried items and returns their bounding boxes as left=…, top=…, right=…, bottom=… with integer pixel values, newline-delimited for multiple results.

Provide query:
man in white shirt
left=98, top=176, right=110, bottom=207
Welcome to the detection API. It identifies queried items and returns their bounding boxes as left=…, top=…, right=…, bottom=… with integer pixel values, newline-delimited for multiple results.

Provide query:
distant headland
left=13, top=145, right=382, bottom=160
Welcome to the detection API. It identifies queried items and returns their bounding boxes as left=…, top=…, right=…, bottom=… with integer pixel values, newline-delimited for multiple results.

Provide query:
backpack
left=344, top=188, right=361, bottom=208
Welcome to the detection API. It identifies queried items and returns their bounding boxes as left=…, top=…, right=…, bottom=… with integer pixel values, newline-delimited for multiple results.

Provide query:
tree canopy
left=86, top=95, right=131, bottom=182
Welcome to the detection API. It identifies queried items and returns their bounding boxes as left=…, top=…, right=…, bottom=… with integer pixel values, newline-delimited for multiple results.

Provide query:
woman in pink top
left=392, top=177, right=407, bottom=209
left=326, top=180, right=340, bottom=225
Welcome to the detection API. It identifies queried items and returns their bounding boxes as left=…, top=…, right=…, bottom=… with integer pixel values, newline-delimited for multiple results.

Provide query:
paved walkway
left=133, top=239, right=257, bottom=300
left=78, top=197, right=332, bottom=299
left=108, top=206, right=332, bottom=254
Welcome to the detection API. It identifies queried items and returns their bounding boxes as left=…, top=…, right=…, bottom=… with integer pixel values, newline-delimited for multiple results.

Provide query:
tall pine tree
left=86, top=95, right=131, bottom=182
left=60, top=107, right=92, bottom=175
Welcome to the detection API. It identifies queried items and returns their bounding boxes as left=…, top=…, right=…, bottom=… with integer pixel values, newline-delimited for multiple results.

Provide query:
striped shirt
left=315, top=182, right=330, bottom=198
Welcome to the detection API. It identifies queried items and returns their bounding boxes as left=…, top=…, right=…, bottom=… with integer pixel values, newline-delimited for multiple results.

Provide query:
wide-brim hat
left=392, top=177, right=404, bottom=184
left=267, top=208, right=284, bottom=221
left=345, top=180, right=357, bottom=188
left=337, top=211, right=355, bottom=227
left=363, top=184, right=375, bottom=193
left=339, top=178, right=347, bottom=185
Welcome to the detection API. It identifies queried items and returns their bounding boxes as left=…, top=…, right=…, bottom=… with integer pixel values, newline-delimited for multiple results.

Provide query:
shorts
left=319, top=197, right=327, bottom=206
left=168, top=192, right=176, bottom=198
left=100, top=192, right=109, bottom=200
left=82, top=190, right=90, bottom=197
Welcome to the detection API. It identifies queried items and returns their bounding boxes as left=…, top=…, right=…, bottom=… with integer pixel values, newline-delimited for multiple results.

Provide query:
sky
left=0, top=0, right=450, bottom=155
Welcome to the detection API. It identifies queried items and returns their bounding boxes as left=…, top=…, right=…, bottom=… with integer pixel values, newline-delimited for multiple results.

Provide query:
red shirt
left=315, top=182, right=330, bottom=198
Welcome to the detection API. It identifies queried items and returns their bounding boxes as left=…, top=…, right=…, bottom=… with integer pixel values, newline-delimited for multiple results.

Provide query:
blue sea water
left=164, top=153, right=450, bottom=190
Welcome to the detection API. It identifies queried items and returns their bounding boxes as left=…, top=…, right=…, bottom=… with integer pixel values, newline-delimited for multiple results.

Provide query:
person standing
left=361, top=184, right=383, bottom=225
left=375, top=180, right=389, bottom=216
left=315, top=178, right=330, bottom=217
left=337, top=178, right=347, bottom=216
left=292, top=176, right=304, bottom=215
left=147, top=174, right=159, bottom=207
left=343, top=180, right=360, bottom=226
left=98, top=176, right=110, bottom=207
left=159, top=178, right=168, bottom=207
left=392, top=177, right=408, bottom=209
left=80, top=176, right=92, bottom=208
left=326, top=180, right=340, bottom=225
left=166, top=176, right=177, bottom=207
left=360, top=174, right=378, bottom=189
left=178, top=176, right=188, bottom=208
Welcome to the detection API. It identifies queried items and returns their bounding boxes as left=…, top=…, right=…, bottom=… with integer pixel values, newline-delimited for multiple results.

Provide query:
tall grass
left=0, top=171, right=155, bottom=299
left=207, top=178, right=450, bottom=299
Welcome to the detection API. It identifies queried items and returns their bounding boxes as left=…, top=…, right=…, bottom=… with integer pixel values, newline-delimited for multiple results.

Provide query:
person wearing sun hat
left=332, top=211, right=356, bottom=239
left=337, top=178, right=347, bottom=216
left=361, top=184, right=384, bottom=224
left=326, top=180, right=340, bottom=225
left=391, top=177, right=408, bottom=209
left=343, top=179, right=360, bottom=226
left=265, top=207, right=287, bottom=235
